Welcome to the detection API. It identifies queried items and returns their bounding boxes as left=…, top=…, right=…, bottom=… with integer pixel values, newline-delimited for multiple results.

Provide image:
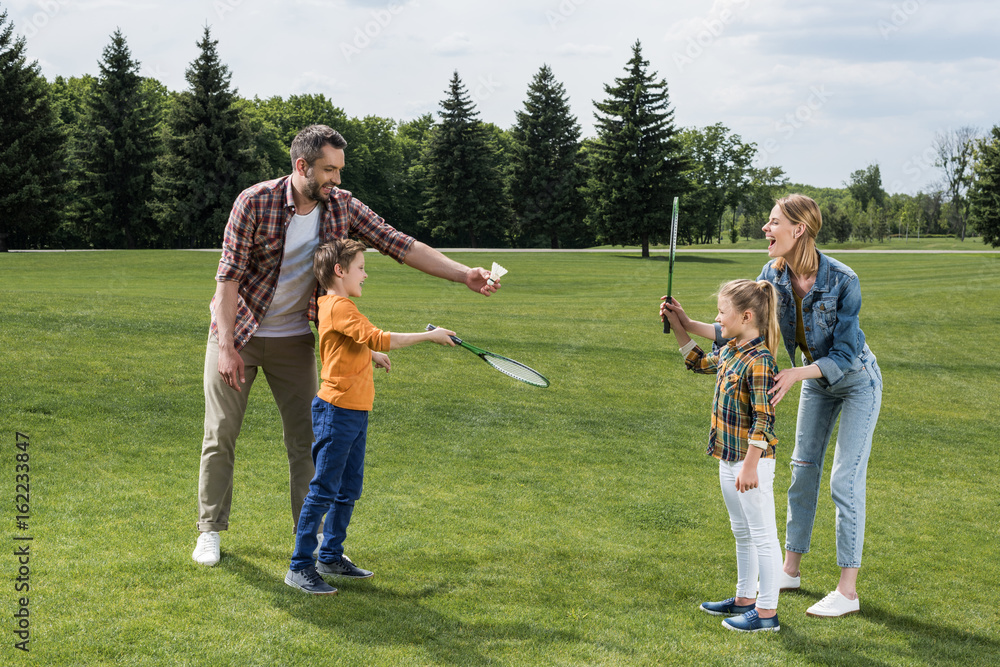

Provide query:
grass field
left=1, top=249, right=998, bottom=666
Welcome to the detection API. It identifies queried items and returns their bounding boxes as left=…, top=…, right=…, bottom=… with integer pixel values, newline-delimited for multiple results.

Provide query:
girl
left=661, top=279, right=782, bottom=633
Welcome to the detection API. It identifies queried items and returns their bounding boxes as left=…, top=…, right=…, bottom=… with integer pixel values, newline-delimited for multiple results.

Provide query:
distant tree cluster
left=778, top=128, right=1000, bottom=248
left=2, top=7, right=998, bottom=251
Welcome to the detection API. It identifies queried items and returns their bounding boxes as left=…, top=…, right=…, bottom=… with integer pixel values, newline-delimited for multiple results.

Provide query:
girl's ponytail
left=757, top=280, right=780, bottom=355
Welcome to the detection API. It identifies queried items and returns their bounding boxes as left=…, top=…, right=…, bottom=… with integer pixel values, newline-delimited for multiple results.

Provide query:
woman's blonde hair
left=773, top=194, right=822, bottom=277
left=313, top=238, right=367, bottom=290
left=718, top=279, right=781, bottom=355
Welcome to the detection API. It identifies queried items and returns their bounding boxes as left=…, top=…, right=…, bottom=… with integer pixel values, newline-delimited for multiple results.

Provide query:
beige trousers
left=197, top=332, right=318, bottom=533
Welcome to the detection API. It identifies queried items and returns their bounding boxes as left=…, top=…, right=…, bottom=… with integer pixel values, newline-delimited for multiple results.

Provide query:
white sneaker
left=806, top=589, right=860, bottom=617
left=192, top=531, right=221, bottom=566
left=778, top=570, right=801, bottom=591
left=313, top=533, right=324, bottom=558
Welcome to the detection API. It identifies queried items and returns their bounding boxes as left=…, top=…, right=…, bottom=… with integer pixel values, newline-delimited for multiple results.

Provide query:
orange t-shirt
left=316, top=295, right=391, bottom=411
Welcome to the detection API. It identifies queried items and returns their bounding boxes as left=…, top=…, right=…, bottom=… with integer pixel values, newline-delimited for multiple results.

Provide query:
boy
left=285, top=239, right=457, bottom=595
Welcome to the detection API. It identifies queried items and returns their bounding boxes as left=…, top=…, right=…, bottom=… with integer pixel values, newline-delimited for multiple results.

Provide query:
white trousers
left=718, top=457, right=781, bottom=610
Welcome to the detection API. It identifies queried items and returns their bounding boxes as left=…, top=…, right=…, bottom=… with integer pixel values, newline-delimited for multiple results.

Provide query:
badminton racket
left=426, top=324, right=550, bottom=388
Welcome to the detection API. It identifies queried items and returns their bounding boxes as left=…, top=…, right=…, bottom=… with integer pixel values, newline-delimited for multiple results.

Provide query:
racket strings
left=482, top=353, right=549, bottom=387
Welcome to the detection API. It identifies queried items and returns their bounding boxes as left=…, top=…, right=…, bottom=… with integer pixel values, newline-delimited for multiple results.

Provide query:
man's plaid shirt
left=211, top=176, right=414, bottom=350
left=683, top=336, right=778, bottom=462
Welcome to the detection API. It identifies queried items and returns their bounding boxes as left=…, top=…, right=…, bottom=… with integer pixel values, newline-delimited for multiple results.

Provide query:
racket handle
left=425, top=323, right=462, bottom=345
left=662, top=297, right=672, bottom=334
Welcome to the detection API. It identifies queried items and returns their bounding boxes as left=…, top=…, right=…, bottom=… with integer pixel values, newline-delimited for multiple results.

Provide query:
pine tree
left=153, top=27, right=268, bottom=248
left=968, top=125, right=1000, bottom=247
left=510, top=65, right=587, bottom=249
left=393, top=113, right=435, bottom=239
left=71, top=30, right=160, bottom=249
left=587, top=41, right=687, bottom=257
left=49, top=75, right=96, bottom=247
left=0, top=9, right=64, bottom=251
left=420, top=72, right=512, bottom=247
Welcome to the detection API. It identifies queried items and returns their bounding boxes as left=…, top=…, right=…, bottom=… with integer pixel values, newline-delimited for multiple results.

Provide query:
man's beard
left=304, top=168, right=330, bottom=202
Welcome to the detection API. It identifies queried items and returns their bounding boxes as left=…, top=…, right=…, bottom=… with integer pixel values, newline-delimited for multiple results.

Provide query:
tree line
left=2, top=10, right=998, bottom=252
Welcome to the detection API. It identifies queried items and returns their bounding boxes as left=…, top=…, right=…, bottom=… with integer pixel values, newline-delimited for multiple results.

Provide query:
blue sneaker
left=700, top=597, right=755, bottom=616
left=722, top=609, right=780, bottom=633
left=284, top=567, right=338, bottom=595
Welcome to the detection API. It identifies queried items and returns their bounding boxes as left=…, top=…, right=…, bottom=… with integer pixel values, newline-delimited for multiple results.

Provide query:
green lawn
left=1, top=249, right=998, bottom=666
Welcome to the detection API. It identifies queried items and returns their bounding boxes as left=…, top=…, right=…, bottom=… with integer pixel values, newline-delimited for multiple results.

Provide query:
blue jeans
left=290, top=398, right=368, bottom=571
left=785, top=346, right=882, bottom=569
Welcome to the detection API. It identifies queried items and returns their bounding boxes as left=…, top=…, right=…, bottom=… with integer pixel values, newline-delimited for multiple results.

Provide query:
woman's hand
left=769, top=365, right=823, bottom=405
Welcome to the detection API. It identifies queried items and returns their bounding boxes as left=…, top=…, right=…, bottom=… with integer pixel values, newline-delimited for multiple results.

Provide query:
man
left=192, top=124, right=498, bottom=566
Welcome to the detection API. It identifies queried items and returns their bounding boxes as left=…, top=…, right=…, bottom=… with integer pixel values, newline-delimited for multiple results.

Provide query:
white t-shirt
left=255, top=206, right=320, bottom=337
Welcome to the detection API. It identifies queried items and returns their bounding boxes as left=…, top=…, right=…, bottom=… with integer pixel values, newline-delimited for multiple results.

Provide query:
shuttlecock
left=487, top=261, right=507, bottom=286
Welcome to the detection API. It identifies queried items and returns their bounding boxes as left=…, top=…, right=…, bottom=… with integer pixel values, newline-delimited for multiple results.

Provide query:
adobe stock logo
left=889, top=143, right=938, bottom=193
left=671, top=0, right=751, bottom=72
left=340, top=1, right=419, bottom=63
left=546, top=0, right=588, bottom=31
left=214, top=0, right=246, bottom=21
left=19, top=0, right=70, bottom=39
left=755, top=85, right=835, bottom=166
left=878, top=0, right=924, bottom=40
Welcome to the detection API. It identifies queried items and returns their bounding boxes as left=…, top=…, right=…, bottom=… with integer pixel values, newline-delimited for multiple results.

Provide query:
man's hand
left=402, top=242, right=499, bottom=297
left=466, top=267, right=499, bottom=296
left=217, top=344, right=245, bottom=392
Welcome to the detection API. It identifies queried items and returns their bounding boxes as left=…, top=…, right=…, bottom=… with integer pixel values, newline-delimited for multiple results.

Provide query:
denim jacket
left=714, top=252, right=868, bottom=387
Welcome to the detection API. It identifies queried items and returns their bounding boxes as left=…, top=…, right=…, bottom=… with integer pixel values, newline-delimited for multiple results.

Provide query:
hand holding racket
left=660, top=297, right=683, bottom=332
left=426, top=324, right=550, bottom=388
left=424, top=326, right=459, bottom=347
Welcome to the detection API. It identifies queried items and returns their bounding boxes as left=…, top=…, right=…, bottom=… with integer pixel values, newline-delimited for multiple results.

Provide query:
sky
left=7, top=0, right=1000, bottom=194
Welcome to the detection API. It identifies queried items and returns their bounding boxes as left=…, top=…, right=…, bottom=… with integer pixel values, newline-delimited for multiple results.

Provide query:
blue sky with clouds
left=8, top=0, right=998, bottom=193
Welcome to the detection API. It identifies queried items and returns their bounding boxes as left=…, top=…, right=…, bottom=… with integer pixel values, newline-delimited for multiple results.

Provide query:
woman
left=661, top=194, right=882, bottom=618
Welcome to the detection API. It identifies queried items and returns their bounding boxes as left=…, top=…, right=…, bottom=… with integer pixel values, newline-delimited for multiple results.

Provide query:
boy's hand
left=372, top=351, right=391, bottom=372
left=736, top=460, right=759, bottom=493
left=429, top=327, right=458, bottom=346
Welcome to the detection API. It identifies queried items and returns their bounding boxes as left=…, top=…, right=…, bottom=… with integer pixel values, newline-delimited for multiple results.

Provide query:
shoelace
left=817, top=590, right=842, bottom=605
left=197, top=533, right=219, bottom=551
left=303, top=569, right=327, bottom=587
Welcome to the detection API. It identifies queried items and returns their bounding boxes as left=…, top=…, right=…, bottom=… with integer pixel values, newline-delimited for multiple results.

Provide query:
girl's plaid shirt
left=211, top=176, right=414, bottom=350
left=684, top=336, right=779, bottom=462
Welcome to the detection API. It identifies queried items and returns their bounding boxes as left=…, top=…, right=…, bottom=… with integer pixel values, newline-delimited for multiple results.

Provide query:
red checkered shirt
left=211, top=175, right=414, bottom=350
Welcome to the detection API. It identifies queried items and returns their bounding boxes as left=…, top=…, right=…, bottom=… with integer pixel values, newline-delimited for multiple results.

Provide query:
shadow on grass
left=779, top=599, right=1000, bottom=666
left=224, top=553, right=618, bottom=665
left=617, top=255, right=737, bottom=264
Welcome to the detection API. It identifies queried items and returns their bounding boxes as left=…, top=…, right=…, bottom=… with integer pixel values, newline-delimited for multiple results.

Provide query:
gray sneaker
left=285, top=567, right=338, bottom=595
left=316, top=555, right=374, bottom=579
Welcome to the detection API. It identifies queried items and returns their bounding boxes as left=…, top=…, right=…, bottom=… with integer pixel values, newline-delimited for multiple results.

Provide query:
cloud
left=291, top=71, right=347, bottom=95
left=553, top=43, right=612, bottom=57
left=431, top=32, right=473, bottom=56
